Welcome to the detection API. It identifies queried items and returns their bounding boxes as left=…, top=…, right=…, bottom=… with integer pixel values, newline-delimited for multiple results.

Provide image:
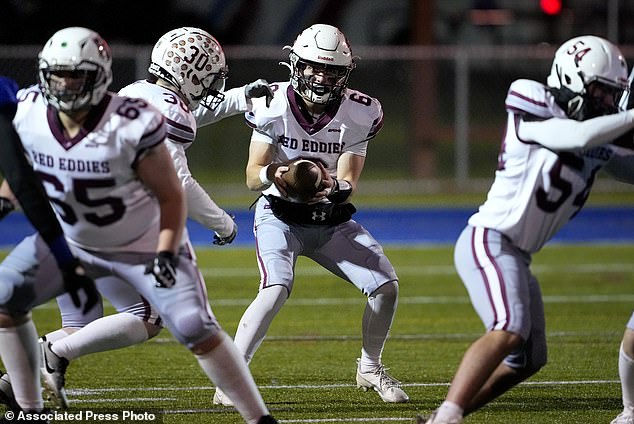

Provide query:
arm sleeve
left=0, top=110, right=74, bottom=265
left=517, top=109, right=634, bottom=151
left=194, top=87, right=248, bottom=128
left=167, top=140, right=234, bottom=237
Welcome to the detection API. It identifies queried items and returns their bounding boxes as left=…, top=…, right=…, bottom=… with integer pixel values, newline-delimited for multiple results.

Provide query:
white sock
left=0, top=321, right=42, bottom=410
left=52, top=313, right=149, bottom=360
left=196, top=332, right=268, bottom=424
left=43, top=328, right=77, bottom=343
left=619, top=343, right=634, bottom=412
left=234, top=285, right=287, bottom=363
left=359, top=281, right=397, bottom=372
left=435, top=400, right=464, bottom=422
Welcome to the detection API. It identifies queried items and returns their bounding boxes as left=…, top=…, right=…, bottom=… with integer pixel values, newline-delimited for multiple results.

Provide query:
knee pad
left=0, top=267, right=34, bottom=314
left=371, top=280, right=398, bottom=302
left=171, top=310, right=216, bottom=347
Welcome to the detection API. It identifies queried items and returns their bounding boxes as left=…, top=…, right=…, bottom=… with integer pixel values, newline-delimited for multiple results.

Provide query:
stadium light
left=540, top=0, right=562, bottom=15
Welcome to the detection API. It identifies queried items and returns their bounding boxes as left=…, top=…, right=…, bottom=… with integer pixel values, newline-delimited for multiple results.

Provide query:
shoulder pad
left=505, top=79, right=552, bottom=119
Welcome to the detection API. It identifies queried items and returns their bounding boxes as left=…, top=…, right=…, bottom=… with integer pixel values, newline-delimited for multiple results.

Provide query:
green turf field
left=0, top=244, right=632, bottom=423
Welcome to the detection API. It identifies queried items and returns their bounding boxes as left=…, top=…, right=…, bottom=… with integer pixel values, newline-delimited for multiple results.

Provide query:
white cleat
left=213, top=387, right=234, bottom=407
left=355, top=359, right=409, bottom=403
left=0, top=371, right=19, bottom=410
left=40, top=338, right=69, bottom=410
left=612, top=410, right=634, bottom=424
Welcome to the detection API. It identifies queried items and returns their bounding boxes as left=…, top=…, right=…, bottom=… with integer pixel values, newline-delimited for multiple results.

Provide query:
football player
left=0, top=27, right=276, bottom=424
left=213, top=24, right=409, bottom=406
left=0, top=75, right=98, bottom=414
left=28, top=26, right=274, bottom=410
left=419, top=35, right=634, bottom=424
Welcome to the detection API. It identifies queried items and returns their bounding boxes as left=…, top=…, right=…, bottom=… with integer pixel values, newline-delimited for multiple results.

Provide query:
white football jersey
left=470, top=78, right=632, bottom=253
left=13, top=85, right=166, bottom=252
left=246, top=81, right=383, bottom=200
left=118, top=80, right=248, bottom=235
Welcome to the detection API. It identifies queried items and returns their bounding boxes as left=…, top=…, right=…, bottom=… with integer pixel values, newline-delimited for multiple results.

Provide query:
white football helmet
left=38, top=27, right=113, bottom=113
left=149, top=27, right=228, bottom=111
left=547, top=35, right=628, bottom=120
left=283, top=24, right=355, bottom=105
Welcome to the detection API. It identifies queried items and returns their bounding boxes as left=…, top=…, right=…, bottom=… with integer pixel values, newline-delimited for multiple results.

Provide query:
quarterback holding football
left=213, top=24, right=409, bottom=407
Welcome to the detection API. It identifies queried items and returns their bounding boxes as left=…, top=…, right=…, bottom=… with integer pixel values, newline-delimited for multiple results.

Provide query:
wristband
left=327, top=178, right=353, bottom=204
left=259, top=165, right=272, bottom=186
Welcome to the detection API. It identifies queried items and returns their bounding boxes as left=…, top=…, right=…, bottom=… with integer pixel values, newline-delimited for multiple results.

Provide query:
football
left=282, top=159, right=322, bottom=202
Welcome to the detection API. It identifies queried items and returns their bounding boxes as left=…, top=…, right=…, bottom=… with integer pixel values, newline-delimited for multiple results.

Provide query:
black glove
left=0, top=196, right=15, bottom=220
left=213, top=214, right=237, bottom=246
left=244, top=79, right=274, bottom=107
left=144, top=251, right=179, bottom=288
left=59, top=258, right=99, bottom=315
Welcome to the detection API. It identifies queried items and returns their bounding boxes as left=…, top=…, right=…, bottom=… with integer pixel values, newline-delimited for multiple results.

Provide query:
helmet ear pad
left=549, top=86, right=585, bottom=120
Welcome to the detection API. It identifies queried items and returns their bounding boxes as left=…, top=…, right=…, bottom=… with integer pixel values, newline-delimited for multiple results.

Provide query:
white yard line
left=68, top=379, right=619, bottom=396
left=198, top=262, right=634, bottom=278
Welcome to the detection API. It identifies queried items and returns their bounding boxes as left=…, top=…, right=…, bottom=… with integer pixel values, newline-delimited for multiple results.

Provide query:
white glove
left=244, top=79, right=274, bottom=107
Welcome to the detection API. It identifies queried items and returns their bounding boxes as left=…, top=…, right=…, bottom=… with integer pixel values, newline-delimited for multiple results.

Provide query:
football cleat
left=212, top=387, right=234, bottom=407
left=0, top=371, right=19, bottom=411
left=611, top=410, right=634, bottom=424
left=257, top=415, right=278, bottom=424
left=39, top=338, right=69, bottom=410
left=355, top=359, right=409, bottom=403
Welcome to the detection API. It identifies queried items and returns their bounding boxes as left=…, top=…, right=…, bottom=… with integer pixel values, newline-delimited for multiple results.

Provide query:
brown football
left=282, top=159, right=322, bottom=202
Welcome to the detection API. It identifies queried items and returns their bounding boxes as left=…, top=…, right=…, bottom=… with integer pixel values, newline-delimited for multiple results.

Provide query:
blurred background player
left=27, top=26, right=274, bottom=409
left=419, top=35, right=634, bottom=424
left=0, top=26, right=276, bottom=423
left=0, top=75, right=97, bottom=414
left=213, top=23, right=409, bottom=406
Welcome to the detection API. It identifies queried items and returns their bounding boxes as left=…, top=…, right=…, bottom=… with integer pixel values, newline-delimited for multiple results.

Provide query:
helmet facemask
left=550, top=73, right=627, bottom=121
left=39, top=65, right=103, bottom=113
left=289, top=52, right=352, bottom=105
left=196, top=70, right=227, bottom=110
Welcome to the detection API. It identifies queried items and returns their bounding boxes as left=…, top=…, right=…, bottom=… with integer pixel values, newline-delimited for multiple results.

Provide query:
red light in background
left=540, top=0, right=562, bottom=15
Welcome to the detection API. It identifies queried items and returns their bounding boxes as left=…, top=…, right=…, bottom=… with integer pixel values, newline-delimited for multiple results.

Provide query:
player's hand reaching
left=245, top=79, right=274, bottom=107
left=59, top=258, right=99, bottom=315
left=145, top=251, right=179, bottom=288
left=213, top=214, right=238, bottom=246
left=0, top=196, right=15, bottom=220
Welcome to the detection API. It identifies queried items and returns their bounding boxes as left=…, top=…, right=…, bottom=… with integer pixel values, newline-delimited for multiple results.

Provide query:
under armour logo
left=312, top=211, right=327, bottom=222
